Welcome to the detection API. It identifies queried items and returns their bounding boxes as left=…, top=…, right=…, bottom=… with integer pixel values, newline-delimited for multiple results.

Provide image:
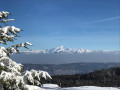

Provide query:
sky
left=0, top=0, right=120, bottom=50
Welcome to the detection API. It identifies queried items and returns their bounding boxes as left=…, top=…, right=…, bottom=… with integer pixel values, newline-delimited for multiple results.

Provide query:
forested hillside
left=42, top=66, right=120, bottom=87
left=24, top=63, right=120, bottom=75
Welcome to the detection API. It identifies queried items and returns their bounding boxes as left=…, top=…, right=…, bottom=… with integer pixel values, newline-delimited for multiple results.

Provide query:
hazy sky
left=0, top=0, right=120, bottom=50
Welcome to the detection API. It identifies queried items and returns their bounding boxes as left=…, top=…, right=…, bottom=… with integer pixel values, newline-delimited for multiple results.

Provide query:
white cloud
left=85, top=16, right=120, bottom=23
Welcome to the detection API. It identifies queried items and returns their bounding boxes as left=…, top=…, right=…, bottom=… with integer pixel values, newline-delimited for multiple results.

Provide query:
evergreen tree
left=0, top=11, right=51, bottom=90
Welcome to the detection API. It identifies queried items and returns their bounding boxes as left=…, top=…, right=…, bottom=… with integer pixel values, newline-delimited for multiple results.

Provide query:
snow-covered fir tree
left=0, top=11, right=51, bottom=90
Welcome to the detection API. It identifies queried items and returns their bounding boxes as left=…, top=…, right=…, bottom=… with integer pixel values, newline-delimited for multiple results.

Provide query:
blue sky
left=0, top=0, right=120, bottom=50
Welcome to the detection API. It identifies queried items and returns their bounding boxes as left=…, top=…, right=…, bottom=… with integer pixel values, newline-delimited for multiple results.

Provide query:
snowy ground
left=40, top=84, right=120, bottom=90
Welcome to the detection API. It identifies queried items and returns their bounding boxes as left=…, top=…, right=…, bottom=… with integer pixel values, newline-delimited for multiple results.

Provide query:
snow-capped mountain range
left=11, top=46, right=119, bottom=64
left=21, top=46, right=119, bottom=54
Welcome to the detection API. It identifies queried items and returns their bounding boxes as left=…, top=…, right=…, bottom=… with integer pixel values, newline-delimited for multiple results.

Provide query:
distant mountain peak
left=21, top=46, right=93, bottom=54
left=20, top=46, right=119, bottom=54
left=57, top=46, right=64, bottom=49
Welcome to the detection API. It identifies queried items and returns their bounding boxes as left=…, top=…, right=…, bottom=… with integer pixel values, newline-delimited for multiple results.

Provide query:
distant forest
left=24, top=63, right=120, bottom=75
left=42, top=66, right=120, bottom=87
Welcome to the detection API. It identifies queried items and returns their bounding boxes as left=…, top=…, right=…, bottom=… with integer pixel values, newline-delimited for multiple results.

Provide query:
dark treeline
left=42, top=66, right=120, bottom=87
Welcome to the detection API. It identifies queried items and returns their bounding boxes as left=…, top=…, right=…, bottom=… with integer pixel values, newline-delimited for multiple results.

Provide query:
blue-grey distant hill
left=10, top=46, right=120, bottom=75
left=23, top=63, right=120, bottom=75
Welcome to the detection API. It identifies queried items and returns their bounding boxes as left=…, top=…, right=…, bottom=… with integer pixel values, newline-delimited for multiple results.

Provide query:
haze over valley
left=11, top=46, right=120, bottom=64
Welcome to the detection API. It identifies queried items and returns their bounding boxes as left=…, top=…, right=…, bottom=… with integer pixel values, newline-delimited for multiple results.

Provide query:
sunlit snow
left=40, top=84, right=120, bottom=90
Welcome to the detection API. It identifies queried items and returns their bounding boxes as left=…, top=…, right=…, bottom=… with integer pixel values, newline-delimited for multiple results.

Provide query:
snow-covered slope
left=25, top=84, right=120, bottom=90
left=62, top=86, right=120, bottom=90
left=40, top=84, right=120, bottom=90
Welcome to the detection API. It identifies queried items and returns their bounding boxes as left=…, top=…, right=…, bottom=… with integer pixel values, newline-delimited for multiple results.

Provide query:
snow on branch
left=0, top=56, right=51, bottom=89
left=0, top=19, right=14, bottom=23
left=6, top=42, right=32, bottom=55
left=0, top=11, right=10, bottom=19
left=0, top=11, right=52, bottom=90
left=0, top=26, right=21, bottom=44
left=0, top=57, right=23, bottom=75
left=0, top=11, right=14, bottom=27
left=0, top=69, right=52, bottom=89
left=24, top=69, right=52, bottom=85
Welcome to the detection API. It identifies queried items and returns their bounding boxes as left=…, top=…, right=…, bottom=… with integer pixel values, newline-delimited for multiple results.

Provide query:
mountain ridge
left=20, top=46, right=120, bottom=54
left=11, top=46, right=120, bottom=64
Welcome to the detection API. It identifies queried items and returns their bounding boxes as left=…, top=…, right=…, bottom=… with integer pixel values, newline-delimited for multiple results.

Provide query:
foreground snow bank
left=24, top=85, right=45, bottom=90
left=41, top=84, right=59, bottom=88
left=40, top=84, right=120, bottom=90
left=63, top=86, right=120, bottom=90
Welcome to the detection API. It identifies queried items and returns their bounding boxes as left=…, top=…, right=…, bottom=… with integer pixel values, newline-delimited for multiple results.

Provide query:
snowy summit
left=22, top=46, right=92, bottom=54
left=21, top=46, right=119, bottom=54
